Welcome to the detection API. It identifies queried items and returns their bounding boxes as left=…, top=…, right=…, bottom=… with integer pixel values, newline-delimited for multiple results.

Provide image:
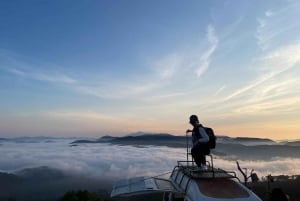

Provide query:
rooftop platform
left=175, top=160, right=238, bottom=180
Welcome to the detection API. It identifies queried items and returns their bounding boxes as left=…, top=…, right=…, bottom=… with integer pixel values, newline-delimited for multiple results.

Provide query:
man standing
left=186, top=115, right=209, bottom=170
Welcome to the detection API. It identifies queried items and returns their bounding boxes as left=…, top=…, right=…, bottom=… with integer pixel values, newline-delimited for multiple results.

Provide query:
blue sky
left=0, top=0, right=299, bottom=139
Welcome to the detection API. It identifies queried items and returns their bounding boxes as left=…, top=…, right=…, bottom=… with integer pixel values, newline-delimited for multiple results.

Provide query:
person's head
left=189, top=115, right=199, bottom=126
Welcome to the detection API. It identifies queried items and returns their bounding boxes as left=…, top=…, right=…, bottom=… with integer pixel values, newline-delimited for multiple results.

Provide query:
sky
left=0, top=0, right=299, bottom=139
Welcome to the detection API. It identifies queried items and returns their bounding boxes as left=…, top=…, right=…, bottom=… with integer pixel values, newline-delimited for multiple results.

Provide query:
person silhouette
left=186, top=115, right=209, bottom=170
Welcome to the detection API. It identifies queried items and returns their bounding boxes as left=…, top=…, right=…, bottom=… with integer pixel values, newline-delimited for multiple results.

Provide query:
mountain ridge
left=71, top=133, right=277, bottom=146
left=69, top=133, right=300, bottom=160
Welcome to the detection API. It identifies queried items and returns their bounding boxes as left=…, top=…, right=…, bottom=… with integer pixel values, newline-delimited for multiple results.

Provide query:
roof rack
left=170, top=159, right=239, bottom=194
left=176, top=160, right=237, bottom=179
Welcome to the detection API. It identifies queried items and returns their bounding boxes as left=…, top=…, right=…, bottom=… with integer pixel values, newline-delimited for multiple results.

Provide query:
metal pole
left=186, top=132, right=189, bottom=166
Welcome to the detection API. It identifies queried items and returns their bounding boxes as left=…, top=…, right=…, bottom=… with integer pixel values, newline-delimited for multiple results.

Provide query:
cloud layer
left=1, top=139, right=300, bottom=184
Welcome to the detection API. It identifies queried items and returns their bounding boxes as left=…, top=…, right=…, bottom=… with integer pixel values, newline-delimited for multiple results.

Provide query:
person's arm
left=198, top=127, right=209, bottom=143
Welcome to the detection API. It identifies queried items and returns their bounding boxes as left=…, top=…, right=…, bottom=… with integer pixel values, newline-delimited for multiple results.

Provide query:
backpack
left=203, top=127, right=216, bottom=149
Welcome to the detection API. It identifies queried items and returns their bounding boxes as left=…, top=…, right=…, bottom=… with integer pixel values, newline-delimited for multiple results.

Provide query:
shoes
left=195, top=166, right=203, bottom=171
left=195, top=164, right=207, bottom=171
left=201, top=164, right=208, bottom=170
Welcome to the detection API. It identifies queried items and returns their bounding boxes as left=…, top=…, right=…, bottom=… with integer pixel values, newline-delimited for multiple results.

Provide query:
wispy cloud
left=265, top=10, right=273, bottom=17
left=0, top=52, right=77, bottom=85
left=150, top=24, right=219, bottom=80
left=232, top=97, right=300, bottom=115
left=81, top=24, right=220, bottom=102
left=75, top=79, right=162, bottom=101
left=46, top=110, right=114, bottom=120
left=256, top=2, right=300, bottom=50
left=225, top=42, right=300, bottom=102
left=195, top=25, right=218, bottom=77
left=1, top=24, right=220, bottom=105
left=1, top=52, right=158, bottom=102
left=153, top=53, right=184, bottom=80
left=214, top=85, right=227, bottom=96
left=8, top=68, right=77, bottom=84
left=129, top=24, right=221, bottom=104
left=75, top=85, right=113, bottom=99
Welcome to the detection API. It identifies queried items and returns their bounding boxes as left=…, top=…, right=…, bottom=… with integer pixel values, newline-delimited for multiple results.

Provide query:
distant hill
left=71, top=133, right=276, bottom=146
left=218, top=136, right=275, bottom=146
left=71, top=133, right=187, bottom=147
left=0, top=136, right=70, bottom=143
left=216, top=143, right=300, bottom=160
left=214, top=135, right=275, bottom=146
left=70, top=133, right=300, bottom=160
left=284, top=141, right=300, bottom=146
left=0, top=138, right=8, bottom=142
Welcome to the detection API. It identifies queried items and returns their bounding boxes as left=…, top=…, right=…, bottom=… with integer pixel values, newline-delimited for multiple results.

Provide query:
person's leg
left=191, top=146, right=201, bottom=167
left=199, top=153, right=206, bottom=166
left=197, top=145, right=207, bottom=166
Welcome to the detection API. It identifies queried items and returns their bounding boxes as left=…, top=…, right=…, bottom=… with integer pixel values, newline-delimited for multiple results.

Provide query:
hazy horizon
left=1, top=132, right=299, bottom=141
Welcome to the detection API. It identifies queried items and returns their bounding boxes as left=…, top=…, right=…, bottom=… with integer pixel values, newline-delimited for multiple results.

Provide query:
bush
left=60, top=190, right=104, bottom=201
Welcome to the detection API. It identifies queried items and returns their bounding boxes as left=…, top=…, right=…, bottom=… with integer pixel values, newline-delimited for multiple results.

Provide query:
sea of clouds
left=1, top=138, right=300, bottom=187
